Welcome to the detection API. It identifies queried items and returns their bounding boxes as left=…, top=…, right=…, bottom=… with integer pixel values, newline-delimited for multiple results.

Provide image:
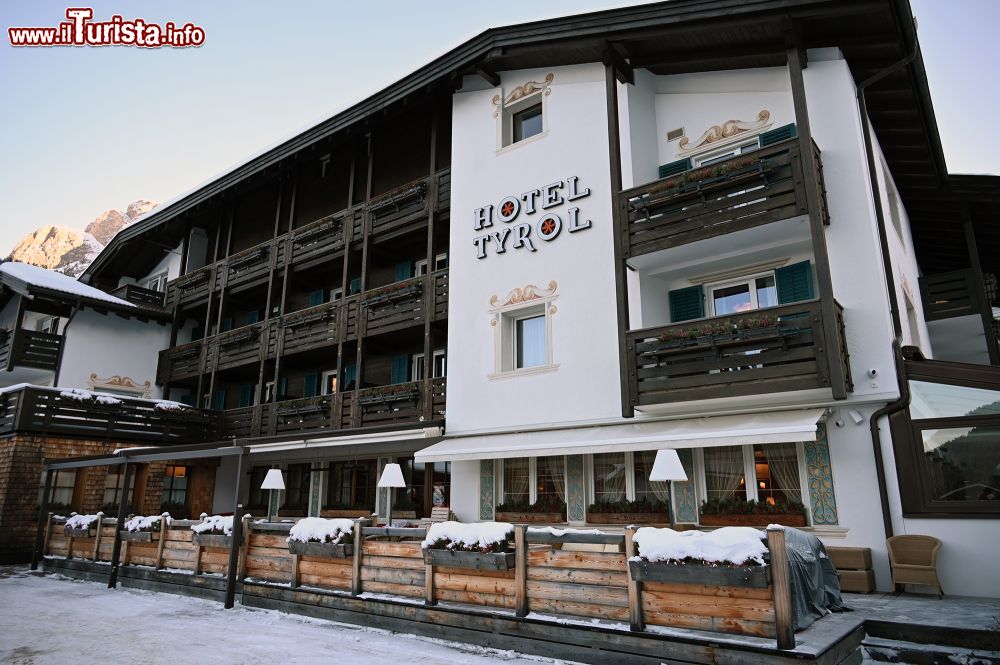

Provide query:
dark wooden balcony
left=157, top=340, right=207, bottom=383
left=626, top=299, right=851, bottom=407
left=220, top=378, right=445, bottom=439
left=0, top=328, right=63, bottom=372
left=358, top=270, right=448, bottom=338
left=919, top=269, right=992, bottom=321
left=109, top=284, right=165, bottom=308
left=166, top=265, right=215, bottom=310
left=210, top=321, right=272, bottom=373
left=288, top=212, right=348, bottom=268
left=0, top=385, right=221, bottom=444
left=619, top=139, right=828, bottom=258
left=223, top=239, right=283, bottom=292
left=277, top=301, right=342, bottom=357
left=367, top=169, right=450, bottom=242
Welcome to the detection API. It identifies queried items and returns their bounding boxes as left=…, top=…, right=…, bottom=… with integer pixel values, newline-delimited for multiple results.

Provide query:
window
left=144, top=272, right=168, bottom=292
left=411, top=349, right=446, bottom=381
left=39, top=469, right=76, bottom=508
left=699, top=444, right=805, bottom=509
left=590, top=452, right=670, bottom=506
left=326, top=460, right=376, bottom=510
left=248, top=466, right=270, bottom=509
left=102, top=467, right=136, bottom=509
left=491, top=287, right=558, bottom=378
left=329, top=287, right=344, bottom=302
left=322, top=370, right=338, bottom=396
left=497, top=457, right=566, bottom=509
left=752, top=443, right=803, bottom=507
left=501, top=458, right=530, bottom=505
left=592, top=453, right=627, bottom=503
left=893, top=375, right=1000, bottom=514
left=35, top=316, right=60, bottom=334
left=709, top=274, right=777, bottom=316
left=515, top=314, right=546, bottom=369
left=415, top=252, right=449, bottom=276
left=282, top=464, right=311, bottom=512
left=512, top=102, right=543, bottom=143
left=703, top=446, right=748, bottom=502
left=161, top=465, right=189, bottom=505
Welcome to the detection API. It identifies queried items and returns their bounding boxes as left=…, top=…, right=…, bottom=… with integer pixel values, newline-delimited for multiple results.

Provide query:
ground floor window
left=589, top=452, right=669, bottom=507
left=497, top=457, right=566, bottom=512
left=395, top=459, right=452, bottom=518
left=102, top=467, right=136, bottom=511
left=248, top=466, right=270, bottom=510
left=326, top=460, right=376, bottom=511
left=282, top=464, right=311, bottom=513
left=39, top=469, right=76, bottom=509
left=161, top=465, right=189, bottom=506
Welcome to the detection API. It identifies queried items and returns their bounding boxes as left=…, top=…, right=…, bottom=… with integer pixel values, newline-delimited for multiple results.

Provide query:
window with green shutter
left=220, top=318, right=233, bottom=332
left=212, top=389, right=227, bottom=411
left=390, top=355, right=411, bottom=384
left=344, top=364, right=357, bottom=390
left=308, top=289, right=325, bottom=307
left=238, top=385, right=254, bottom=408
left=758, top=123, right=797, bottom=147
left=303, top=372, right=318, bottom=398
left=245, top=309, right=260, bottom=325
left=775, top=260, right=815, bottom=304
left=394, top=262, right=413, bottom=282
left=348, top=277, right=361, bottom=295
left=669, top=285, right=705, bottom=322
left=191, top=326, right=203, bottom=342
left=658, top=158, right=692, bottom=179
left=278, top=377, right=288, bottom=399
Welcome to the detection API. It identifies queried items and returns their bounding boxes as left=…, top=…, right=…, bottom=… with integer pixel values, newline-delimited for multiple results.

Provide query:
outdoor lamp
left=649, top=449, right=688, bottom=529
left=261, top=468, right=285, bottom=523
left=377, top=462, right=406, bottom=527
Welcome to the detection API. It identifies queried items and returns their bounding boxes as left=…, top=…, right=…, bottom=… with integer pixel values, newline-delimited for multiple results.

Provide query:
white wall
left=446, top=63, right=623, bottom=435
left=58, top=309, right=169, bottom=396
left=450, top=460, right=480, bottom=523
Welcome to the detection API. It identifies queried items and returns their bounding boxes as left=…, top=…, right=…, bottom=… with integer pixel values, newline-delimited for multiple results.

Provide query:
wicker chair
left=887, top=535, right=943, bottom=597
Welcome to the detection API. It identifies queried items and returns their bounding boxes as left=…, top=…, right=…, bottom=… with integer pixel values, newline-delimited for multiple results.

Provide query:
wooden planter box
left=700, top=513, right=807, bottom=527
left=288, top=540, right=353, bottom=558
left=192, top=532, right=232, bottom=548
left=495, top=511, right=563, bottom=524
left=64, top=527, right=95, bottom=538
left=629, top=559, right=772, bottom=588
left=119, top=530, right=159, bottom=543
left=422, top=549, right=515, bottom=571
left=586, top=512, right=669, bottom=525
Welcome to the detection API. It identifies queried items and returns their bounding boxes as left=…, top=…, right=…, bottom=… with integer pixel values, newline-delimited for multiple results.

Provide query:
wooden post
left=351, top=519, right=363, bottom=596
left=290, top=553, right=301, bottom=589
left=624, top=526, right=644, bottom=631
left=92, top=512, right=104, bottom=562
left=514, top=525, right=528, bottom=617
left=66, top=531, right=75, bottom=560
left=194, top=513, right=206, bottom=575
left=30, top=469, right=54, bottom=570
left=238, top=513, right=252, bottom=580
left=155, top=514, right=168, bottom=570
left=424, top=561, right=436, bottom=606
left=224, top=449, right=248, bottom=609
left=767, top=527, right=795, bottom=650
left=108, top=461, right=133, bottom=589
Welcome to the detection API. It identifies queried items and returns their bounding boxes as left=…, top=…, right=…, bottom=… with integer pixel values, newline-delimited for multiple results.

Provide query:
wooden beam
left=424, top=562, right=436, bottom=606
left=108, top=461, right=133, bottom=588
left=475, top=64, right=501, bottom=88
left=602, top=46, right=634, bottom=85
left=155, top=514, right=167, bottom=570
left=351, top=520, right=363, bottom=596
left=767, top=528, right=795, bottom=650
left=224, top=448, right=248, bottom=609
left=624, top=526, right=643, bottom=631
left=963, top=214, right=1000, bottom=365
left=514, top=525, right=528, bottom=617
left=30, top=469, right=53, bottom=570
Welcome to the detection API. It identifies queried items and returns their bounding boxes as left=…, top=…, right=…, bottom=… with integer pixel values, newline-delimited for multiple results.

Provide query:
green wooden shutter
left=191, top=326, right=203, bottom=341
left=212, top=389, right=227, bottom=411
left=394, top=262, right=413, bottom=282
left=238, top=385, right=254, bottom=408
left=775, top=260, right=815, bottom=304
left=344, top=364, right=357, bottom=389
left=759, top=123, right=798, bottom=147
left=245, top=309, right=259, bottom=324
left=220, top=318, right=233, bottom=332
left=348, top=277, right=361, bottom=295
left=308, top=289, right=325, bottom=307
left=390, top=355, right=411, bottom=384
left=668, top=286, right=705, bottom=323
left=179, top=393, right=197, bottom=407
left=278, top=377, right=288, bottom=398
left=303, top=372, right=318, bottom=398
left=658, top=158, right=692, bottom=179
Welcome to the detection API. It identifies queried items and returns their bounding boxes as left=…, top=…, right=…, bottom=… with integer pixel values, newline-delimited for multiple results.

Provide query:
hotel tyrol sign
left=472, top=176, right=593, bottom=259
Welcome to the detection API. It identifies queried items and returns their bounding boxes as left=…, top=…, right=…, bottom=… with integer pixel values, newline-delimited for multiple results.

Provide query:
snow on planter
left=120, top=513, right=169, bottom=542
left=191, top=515, right=235, bottom=548
left=64, top=513, right=100, bottom=537
left=59, top=388, right=122, bottom=405
left=421, top=521, right=516, bottom=571
left=632, top=526, right=767, bottom=566
left=286, top=517, right=355, bottom=558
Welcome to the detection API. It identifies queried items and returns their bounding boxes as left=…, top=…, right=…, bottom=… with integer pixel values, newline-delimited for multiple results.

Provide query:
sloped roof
left=0, top=261, right=134, bottom=307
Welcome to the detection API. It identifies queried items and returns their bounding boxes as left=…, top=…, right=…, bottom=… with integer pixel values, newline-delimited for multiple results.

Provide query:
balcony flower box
left=293, top=215, right=342, bottom=245
left=358, top=385, right=420, bottom=406
left=699, top=498, right=807, bottom=528
left=494, top=497, right=566, bottom=524
left=321, top=508, right=374, bottom=519
left=422, top=521, right=515, bottom=571
left=368, top=180, right=427, bottom=214
left=119, top=514, right=167, bottom=542
left=64, top=514, right=101, bottom=539
left=361, top=281, right=422, bottom=308
left=494, top=511, right=563, bottom=524
left=629, top=526, right=771, bottom=589
left=286, top=517, right=354, bottom=559
left=586, top=498, right=669, bottom=525
left=191, top=515, right=233, bottom=548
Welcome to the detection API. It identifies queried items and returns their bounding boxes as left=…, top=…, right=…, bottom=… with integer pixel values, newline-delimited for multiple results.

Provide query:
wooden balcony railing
left=220, top=378, right=445, bottom=439
left=223, top=239, right=283, bottom=291
left=210, top=321, right=273, bottom=373
left=0, top=329, right=63, bottom=372
left=626, top=299, right=850, bottom=406
left=359, top=270, right=449, bottom=338
left=619, top=139, right=827, bottom=258
left=166, top=265, right=214, bottom=310
left=156, top=340, right=206, bottom=383
left=919, top=269, right=989, bottom=321
left=288, top=213, right=347, bottom=267
left=109, top=284, right=165, bottom=308
left=0, top=385, right=221, bottom=444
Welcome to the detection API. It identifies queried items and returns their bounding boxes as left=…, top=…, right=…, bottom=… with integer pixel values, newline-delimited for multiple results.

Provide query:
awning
left=414, top=410, right=826, bottom=462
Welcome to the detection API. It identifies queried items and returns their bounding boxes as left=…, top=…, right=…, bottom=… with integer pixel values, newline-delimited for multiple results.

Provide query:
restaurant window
left=702, top=446, right=748, bottom=502
left=161, top=465, right=189, bottom=505
left=893, top=376, right=1000, bottom=514
left=39, top=469, right=76, bottom=508
left=590, top=452, right=670, bottom=506
left=501, top=457, right=530, bottom=505
left=698, top=444, right=805, bottom=510
left=326, top=460, right=376, bottom=510
left=102, top=467, right=136, bottom=510
left=248, top=466, right=269, bottom=509
left=282, top=464, right=311, bottom=513
left=497, top=457, right=565, bottom=511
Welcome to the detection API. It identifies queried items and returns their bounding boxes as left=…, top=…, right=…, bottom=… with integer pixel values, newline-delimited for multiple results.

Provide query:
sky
left=1, top=0, right=997, bottom=255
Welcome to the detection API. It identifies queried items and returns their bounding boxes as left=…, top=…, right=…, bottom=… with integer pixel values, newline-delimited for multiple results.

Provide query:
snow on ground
left=0, top=567, right=579, bottom=665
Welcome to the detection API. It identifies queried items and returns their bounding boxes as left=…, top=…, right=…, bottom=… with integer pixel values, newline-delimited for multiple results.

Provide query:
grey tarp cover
left=780, top=527, right=846, bottom=630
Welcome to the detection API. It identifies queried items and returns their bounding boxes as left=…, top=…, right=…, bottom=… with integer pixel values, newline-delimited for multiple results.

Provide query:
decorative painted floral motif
left=479, top=459, right=495, bottom=520
left=672, top=449, right=698, bottom=523
left=804, top=424, right=839, bottom=525
left=566, top=455, right=586, bottom=522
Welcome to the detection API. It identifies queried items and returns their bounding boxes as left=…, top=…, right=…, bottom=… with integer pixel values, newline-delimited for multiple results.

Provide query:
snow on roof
left=0, top=261, right=134, bottom=307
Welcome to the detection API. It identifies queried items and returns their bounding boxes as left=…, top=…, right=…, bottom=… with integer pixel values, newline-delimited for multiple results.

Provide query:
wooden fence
left=42, top=515, right=794, bottom=648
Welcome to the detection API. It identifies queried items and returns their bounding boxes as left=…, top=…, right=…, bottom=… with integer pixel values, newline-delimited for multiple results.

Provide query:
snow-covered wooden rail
left=42, top=515, right=795, bottom=649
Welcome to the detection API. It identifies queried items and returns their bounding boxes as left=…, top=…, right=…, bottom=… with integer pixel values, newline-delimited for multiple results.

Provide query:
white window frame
left=489, top=303, right=558, bottom=379
left=706, top=270, right=777, bottom=317
left=321, top=370, right=338, bottom=396
left=35, top=316, right=60, bottom=334
left=415, top=252, right=449, bottom=277
left=411, top=349, right=446, bottom=381
left=144, top=272, right=168, bottom=292
left=694, top=444, right=811, bottom=515
left=329, top=287, right=344, bottom=302
left=496, top=89, right=550, bottom=153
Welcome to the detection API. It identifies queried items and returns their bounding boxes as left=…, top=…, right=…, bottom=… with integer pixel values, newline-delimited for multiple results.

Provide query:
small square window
left=512, top=103, right=543, bottom=144
left=515, top=314, right=546, bottom=369
left=491, top=297, right=558, bottom=378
